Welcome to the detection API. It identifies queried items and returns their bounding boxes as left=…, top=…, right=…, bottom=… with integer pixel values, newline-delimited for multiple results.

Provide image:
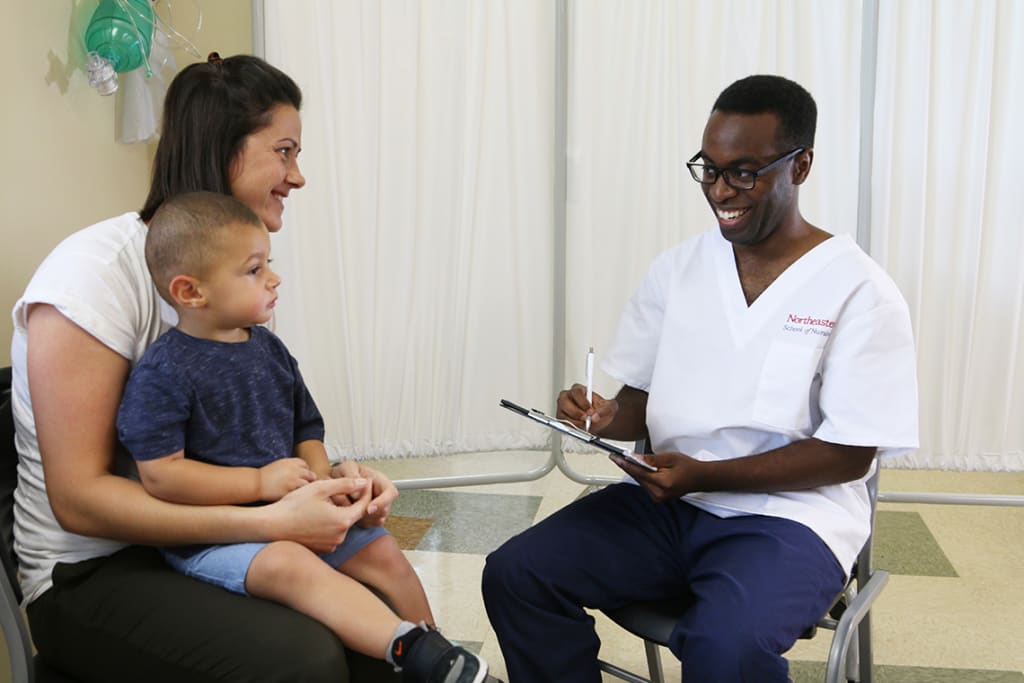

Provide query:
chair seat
left=603, top=594, right=827, bottom=647
left=602, top=598, right=690, bottom=646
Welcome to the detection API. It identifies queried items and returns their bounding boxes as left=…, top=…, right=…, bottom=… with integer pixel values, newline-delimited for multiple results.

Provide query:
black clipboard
left=499, top=399, right=658, bottom=471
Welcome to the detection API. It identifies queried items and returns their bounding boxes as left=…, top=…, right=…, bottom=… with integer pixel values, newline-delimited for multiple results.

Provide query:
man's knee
left=481, top=540, right=531, bottom=606
left=675, top=623, right=785, bottom=681
left=481, top=546, right=510, bottom=599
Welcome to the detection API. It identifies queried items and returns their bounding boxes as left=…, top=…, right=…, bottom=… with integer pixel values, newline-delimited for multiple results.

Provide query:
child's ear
left=168, top=275, right=206, bottom=309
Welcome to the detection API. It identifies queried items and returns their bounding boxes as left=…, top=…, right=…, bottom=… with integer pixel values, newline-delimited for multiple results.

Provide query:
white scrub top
left=602, top=229, right=919, bottom=573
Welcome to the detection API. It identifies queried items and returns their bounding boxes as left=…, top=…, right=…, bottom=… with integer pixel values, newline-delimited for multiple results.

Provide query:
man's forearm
left=691, top=439, right=876, bottom=494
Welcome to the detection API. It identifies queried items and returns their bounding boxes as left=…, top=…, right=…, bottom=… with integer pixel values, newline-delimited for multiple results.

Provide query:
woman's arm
left=26, top=304, right=363, bottom=550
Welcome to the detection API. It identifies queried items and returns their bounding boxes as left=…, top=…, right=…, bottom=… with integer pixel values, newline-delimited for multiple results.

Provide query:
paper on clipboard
left=499, top=399, right=658, bottom=471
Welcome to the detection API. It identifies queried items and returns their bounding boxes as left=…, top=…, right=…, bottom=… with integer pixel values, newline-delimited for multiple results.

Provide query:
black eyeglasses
left=686, top=147, right=805, bottom=190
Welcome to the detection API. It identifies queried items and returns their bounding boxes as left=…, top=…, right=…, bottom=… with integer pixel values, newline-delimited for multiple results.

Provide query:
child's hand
left=330, top=460, right=398, bottom=526
left=258, top=457, right=318, bottom=501
left=328, top=477, right=371, bottom=509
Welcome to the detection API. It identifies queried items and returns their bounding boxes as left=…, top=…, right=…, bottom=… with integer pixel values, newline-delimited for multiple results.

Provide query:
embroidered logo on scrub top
left=783, top=313, right=835, bottom=338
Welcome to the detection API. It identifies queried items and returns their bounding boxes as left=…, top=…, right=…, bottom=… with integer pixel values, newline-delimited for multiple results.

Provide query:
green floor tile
left=873, top=510, right=958, bottom=577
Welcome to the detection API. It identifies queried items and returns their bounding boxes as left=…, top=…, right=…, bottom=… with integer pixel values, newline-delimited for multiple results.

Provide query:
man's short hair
left=713, top=75, right=817, bottom=150
left=146, top=191, right=264, bottom=304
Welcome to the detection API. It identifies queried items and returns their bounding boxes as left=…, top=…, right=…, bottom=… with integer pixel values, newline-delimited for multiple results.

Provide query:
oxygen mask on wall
left=81, top=0, right=202, bottom=143
left=84, top=0, right=155, bottom=96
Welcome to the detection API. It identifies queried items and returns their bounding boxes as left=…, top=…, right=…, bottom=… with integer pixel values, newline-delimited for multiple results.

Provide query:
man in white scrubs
left=483, top=75, right=918, bottom=683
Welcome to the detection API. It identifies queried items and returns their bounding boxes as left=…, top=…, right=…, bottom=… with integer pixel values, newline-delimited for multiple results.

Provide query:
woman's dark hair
left=140, top=54, right=302, bottom=222
left=712, top=74, right=816, bottom=150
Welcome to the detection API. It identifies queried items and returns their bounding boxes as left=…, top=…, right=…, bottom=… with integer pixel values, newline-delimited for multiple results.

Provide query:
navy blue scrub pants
left=482, top=483, right=845, bottom=683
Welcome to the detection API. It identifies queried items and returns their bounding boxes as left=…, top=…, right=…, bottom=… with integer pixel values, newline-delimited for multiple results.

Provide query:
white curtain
left=263, top=1, right=556, bottom=459
left=870, top=0, right=1024, bottom=470
left=261, top=0, right=1024, bottom=471
left=565, top=0, right=863, bottom=404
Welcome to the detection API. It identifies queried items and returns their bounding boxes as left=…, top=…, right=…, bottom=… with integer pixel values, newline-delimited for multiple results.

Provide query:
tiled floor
left=376, top=450, right=1024, bottom=683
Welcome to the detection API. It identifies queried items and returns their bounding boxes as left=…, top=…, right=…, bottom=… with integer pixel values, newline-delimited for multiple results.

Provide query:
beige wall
left=0, top=0, right=253, bottom=366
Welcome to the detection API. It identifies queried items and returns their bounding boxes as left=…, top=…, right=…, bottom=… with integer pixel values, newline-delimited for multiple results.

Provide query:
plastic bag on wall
left=117, top=30, right=176, bottom=144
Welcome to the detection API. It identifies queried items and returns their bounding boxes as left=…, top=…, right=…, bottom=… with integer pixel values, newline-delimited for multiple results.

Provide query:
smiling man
left=483, top=75, right=919, bottom=683
left=690, top=77, right=827, bottom=305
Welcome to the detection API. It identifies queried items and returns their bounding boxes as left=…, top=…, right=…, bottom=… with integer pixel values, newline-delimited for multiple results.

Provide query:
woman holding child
left=11, top=53, right=484, bottom=683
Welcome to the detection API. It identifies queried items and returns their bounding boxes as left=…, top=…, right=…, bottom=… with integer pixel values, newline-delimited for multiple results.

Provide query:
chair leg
left=598, top=658, right=657, bottom=683
left=844, top=582, right=860, bottom=682
left=857, top=613, right=874, bottom=683
left=644, top=640, right=666, bottom=683
left=845, top=620, right=861, bottom=681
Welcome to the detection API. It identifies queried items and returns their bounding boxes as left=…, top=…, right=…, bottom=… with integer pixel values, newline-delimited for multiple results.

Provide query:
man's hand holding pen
left=557, top=383, right=618, bottom=434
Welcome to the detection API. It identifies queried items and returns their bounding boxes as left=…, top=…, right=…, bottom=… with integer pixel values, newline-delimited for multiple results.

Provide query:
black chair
left=596, top=440, right=889, bottom=683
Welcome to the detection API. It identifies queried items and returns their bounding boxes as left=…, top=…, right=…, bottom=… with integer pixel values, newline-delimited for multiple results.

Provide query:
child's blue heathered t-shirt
left=117, top=325, right=325, bottom=467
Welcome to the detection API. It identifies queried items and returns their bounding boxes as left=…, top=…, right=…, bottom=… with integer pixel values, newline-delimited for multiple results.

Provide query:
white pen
left=584, top=346, right=595, bottom=432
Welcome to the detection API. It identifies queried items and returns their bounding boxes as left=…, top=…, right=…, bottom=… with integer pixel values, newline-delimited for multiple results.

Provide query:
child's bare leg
left=246, top=540, right=401, bottom=659
left=341, top=534, right=435, bottom=626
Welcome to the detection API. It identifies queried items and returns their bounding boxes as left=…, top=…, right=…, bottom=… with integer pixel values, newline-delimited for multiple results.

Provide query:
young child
left=116, top=191, right=488, bottom=683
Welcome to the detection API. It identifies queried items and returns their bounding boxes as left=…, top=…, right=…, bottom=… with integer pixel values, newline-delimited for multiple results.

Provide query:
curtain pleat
left=871, top=0, right=1024, bottom=470
left=265, top=1, right=556, bottom=459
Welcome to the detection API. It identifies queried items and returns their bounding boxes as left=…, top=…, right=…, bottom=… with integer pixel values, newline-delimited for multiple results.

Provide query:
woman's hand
left=263, top=477, right=372, bottom=553
left=331, top=460, right=398, bottom=527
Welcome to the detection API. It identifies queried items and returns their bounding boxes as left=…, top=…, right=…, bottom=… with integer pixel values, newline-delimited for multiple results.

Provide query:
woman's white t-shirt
left=10, top=212, right=177, bottom=604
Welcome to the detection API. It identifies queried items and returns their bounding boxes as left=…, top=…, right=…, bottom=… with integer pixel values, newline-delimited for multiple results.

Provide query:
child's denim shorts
left=162, top=524, right=390, bottom=595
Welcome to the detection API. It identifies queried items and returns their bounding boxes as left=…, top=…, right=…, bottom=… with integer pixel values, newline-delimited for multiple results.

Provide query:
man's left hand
left=610, top=451, right=699, bottom=502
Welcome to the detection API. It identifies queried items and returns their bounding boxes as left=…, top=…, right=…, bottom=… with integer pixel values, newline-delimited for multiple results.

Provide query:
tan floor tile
left=385, top=515, right=435, bottom=549
left=404, top=550, right=492, bottom=643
